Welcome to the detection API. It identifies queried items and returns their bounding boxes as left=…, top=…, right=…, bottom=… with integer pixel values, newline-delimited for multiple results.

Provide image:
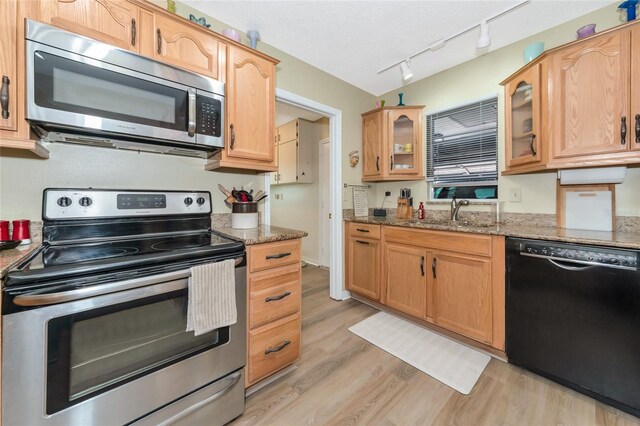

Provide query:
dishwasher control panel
left=520, top=241, right=638, bottom=269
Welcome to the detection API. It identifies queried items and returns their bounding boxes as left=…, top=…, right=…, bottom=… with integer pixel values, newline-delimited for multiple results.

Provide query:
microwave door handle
left=188, top=89, right=196, bottom=137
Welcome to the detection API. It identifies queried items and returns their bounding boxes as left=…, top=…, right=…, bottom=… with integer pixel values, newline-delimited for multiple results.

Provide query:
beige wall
left=0, top=0, right=377, bottom=220
left=375, top=3, right=640, bottom=216
left=271, top=120, right=329, bottom=264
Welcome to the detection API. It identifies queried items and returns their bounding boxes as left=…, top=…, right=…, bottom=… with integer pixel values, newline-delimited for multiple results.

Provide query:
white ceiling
left=185, top=0, right=615, bottom=96
left=275, top=101, right=324, bottom=127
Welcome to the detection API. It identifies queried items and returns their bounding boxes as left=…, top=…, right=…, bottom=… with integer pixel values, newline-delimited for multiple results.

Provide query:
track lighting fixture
left=477, top=21, right=491, bottom=48
left=400, top=60, right=413, bottom=81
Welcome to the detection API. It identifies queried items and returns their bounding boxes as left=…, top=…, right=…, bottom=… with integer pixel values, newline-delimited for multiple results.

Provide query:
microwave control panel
left=196, top=95, right=221, bottom=137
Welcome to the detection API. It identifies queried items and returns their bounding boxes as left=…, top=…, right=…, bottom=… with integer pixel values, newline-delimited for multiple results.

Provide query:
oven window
left=33, top=51, right=188, bottom=131
left=46, top=289, right=229, bottom=414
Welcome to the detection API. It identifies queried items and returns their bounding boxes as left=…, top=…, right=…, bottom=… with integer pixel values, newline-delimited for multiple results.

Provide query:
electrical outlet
left=385, top=191, right=391, bottom=196
left=274, top=193, right=283, bottom=200
left=509, top=187, right=522, bottom=203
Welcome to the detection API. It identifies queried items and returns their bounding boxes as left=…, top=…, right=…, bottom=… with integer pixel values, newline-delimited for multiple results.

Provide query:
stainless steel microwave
left=25, top=20, right=224, bottom=158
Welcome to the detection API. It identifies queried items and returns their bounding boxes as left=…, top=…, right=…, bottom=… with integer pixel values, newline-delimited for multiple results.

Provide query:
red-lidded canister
left=0, top=220, right=9, bottom=241
left=11, top=220, right=31, bottom=244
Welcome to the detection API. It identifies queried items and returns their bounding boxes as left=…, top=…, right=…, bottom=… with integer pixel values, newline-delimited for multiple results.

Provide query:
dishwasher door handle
left=519, top=251, right=636, bottom=271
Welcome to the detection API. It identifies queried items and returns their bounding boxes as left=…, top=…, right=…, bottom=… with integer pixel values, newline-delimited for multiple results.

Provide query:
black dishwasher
left=506, top=238, right=640, bottom=417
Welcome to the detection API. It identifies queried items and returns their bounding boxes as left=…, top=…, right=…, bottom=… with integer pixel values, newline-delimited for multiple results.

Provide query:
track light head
left=400, top=60, right=413, bottom=81
left=477, top=21, right=491, bottom=49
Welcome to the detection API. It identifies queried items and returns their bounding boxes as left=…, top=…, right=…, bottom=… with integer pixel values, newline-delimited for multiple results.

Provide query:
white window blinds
left=426, top=97, right=498, bottom=186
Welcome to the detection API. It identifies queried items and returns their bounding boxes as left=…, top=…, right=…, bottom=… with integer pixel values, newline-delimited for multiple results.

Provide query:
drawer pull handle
left=635, top=114, right=640, bottom=144
left=265, top=340, right=291, bottom=354
left=230, top=124, right=235, bottom=149
left=157, top=28, right=162, bottom=54
left=356, top=228, right=370, bottom=233
left=355, top=240, right=370, bottom=245
left=266, top=252, right=291, bottom=260
left=131, top=18, right=136, bottom=46
left=265, top=291, right=291, bottom=302
left=529, top=134, right=537, bottom=156
left=376, top=156, right=380, bottom=171
left=621, top=116, right=627, bottom=145
left=420, top=255, right=425, bottom=276
left=1, top=76, right=9, bottom=119
left=432, top=257, right=437, bottom=278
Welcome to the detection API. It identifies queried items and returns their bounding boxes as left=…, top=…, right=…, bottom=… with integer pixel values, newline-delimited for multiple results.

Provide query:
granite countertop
left=347, top=216, right=640, bottom=250
left=214, top=225, right=308, bottom=245
left=0, top=235, right=42, bottom=278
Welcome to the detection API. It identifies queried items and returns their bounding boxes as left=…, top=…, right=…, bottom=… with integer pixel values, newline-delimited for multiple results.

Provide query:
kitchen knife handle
left=266, top=252, right=291, bottom=259
left=1, top=76, right=9, bottom=120
left=432, top=257, right=437, bottom=278
left=635, top=114, right=640, bottom=144
left=157, top=29, right=162, bottom=54
left=621, top=116, right=627, bottom=145
left=264, top=340, right=291, bottom=355
left=420, top=256, right=425, bottom=276
left=230, top=124, right=235, bottom=149
left=376, top=156, right=380, bottom=171
left=529, top=133, right=537, bottom=156
left=131, top=18, right=136, bottom=46
left=265, top=291, right=291, bottom=302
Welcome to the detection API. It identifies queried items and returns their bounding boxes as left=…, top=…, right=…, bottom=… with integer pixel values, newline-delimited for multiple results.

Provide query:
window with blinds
left=426, top=96, right=498, bottom=200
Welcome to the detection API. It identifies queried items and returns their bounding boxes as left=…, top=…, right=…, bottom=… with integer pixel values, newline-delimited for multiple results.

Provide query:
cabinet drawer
left=249, top=239, right=301, bottom=272
left=348, top=222, right=381, bottom=240
left=384, top=226, right=492, bottom=257
left=248, top=313, right=301, bottom=385
left=249, top=265, right=301, bottom=329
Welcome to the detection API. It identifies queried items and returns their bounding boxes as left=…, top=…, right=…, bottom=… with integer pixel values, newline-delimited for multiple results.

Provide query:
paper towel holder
left=557, top=166, right=626, bottom=185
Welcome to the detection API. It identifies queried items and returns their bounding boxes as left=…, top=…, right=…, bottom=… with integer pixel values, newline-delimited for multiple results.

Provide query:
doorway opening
left=263, top=89, right=346, bottom=300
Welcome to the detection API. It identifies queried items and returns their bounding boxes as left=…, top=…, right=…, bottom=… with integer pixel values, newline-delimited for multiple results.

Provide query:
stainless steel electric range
left=2, top=189, right=246, bottom=426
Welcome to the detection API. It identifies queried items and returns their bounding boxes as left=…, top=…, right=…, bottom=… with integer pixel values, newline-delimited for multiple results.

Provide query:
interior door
left=550, top=31, right=631, bottom=159
left=320, top=140, right=331, bottom=267
left=384, top=243, right=427, bottom=318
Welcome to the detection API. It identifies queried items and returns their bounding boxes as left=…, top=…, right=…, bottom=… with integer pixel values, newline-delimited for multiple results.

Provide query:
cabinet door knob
left=1, top=76, right=10, bottom=120
left=131, top=18, right=136, bottom=46
left=157, top=29, right=162, bottom=54
left=635, top=114, right=639, bottom=144
left=420, top=256, right=425, bottom=276
left=621, top=116, right=627, bottom=145
left=529, top=134, right=537, bottom=156
left=376, top=156, right=380, bottom=171
left=230, top=124, right=235, bottom=149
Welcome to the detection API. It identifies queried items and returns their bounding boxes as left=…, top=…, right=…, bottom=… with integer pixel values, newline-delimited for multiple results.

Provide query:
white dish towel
left=186, top=259, right=237, bottom=336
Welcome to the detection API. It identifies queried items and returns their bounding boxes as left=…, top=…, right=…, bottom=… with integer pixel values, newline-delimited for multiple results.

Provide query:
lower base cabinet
left=345, top=222, right=505, bottom=351
left=246, top=239, right=302, bottom=387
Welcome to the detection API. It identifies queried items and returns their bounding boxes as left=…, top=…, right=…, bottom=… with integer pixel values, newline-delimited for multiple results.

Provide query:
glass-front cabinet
left=505, top=64, right=542, bottom=168
left=361, top=105, right=425, bottom=182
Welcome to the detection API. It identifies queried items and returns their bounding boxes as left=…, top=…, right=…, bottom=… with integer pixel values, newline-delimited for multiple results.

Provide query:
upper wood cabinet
left=504, top=63, right=543, bottom=168
left=38, top=0, right=140, bottom=52
left=361, top=106, right=425, bottom=182
left=272, top=119, right=315, bottom=185
left=383, top=243, right=428, bottom=319
left=549, top=31, right=630, bottom=160
left=207, top=44, right=278, bottom=172
left=432, top=251, right=492, bottom=344
left=632, top=27, right=640, bottom=151
left=502, top=20, right=640, bottom=175
left=153, top=13, right=222, bottom=79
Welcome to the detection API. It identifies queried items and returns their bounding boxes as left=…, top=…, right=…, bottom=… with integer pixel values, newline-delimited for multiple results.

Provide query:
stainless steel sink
left=402, top=219, right=493, bottom=228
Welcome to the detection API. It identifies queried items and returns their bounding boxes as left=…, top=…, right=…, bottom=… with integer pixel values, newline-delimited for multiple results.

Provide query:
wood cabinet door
left=504, top=64, right=542, bottom=167
left=384, top=243, right=427, bottom=318
left=432, top=252, right=492, bottom=344
left=0, top=0, right=17, bottom=132
left=38, top=0, right=139, bottom=52
left=347, top=237, right=381, bottom=300
left=550, top=31, right=631, bottom=159
left=154, top=14, right=220, bottom=78
left=362, top=112, right=383, bottom=178
left=277, top=139, right=297, bottom=184
left=226, top=46, right=275, bottom=163
left=632, top=28, right=640, bottom=151
left=278, top=120, right=297, bottom=144
left=388, top=108, right=422, bottom=176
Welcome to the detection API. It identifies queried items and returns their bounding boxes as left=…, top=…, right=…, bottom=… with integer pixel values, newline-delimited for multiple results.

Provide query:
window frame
left=425, top=94, right=499, bottom=202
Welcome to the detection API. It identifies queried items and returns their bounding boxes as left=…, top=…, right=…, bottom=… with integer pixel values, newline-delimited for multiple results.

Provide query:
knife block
left=396, top=198, right=413, bottom=219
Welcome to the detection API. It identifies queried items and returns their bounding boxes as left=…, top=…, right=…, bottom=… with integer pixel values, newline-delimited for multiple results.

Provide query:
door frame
left=319, top=137, right=330, bottom=268
left=263, top=89, right=347, bottom=300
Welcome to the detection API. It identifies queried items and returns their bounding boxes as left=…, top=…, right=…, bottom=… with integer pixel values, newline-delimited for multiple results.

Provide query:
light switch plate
left=509, top=187, right=522, bottom=202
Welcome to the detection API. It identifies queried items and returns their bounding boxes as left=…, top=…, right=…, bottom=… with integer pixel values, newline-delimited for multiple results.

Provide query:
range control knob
left=79, top=197, right=93, bottom=207
left=184, top=197, right=193, bottom=206
left=57, top=197, right=72, bottom=207
left=196, top=197, right=206, bottom=206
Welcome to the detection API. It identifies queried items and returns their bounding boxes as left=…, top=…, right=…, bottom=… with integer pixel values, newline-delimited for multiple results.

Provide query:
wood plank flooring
left=233, top=265, right=640, bottom=426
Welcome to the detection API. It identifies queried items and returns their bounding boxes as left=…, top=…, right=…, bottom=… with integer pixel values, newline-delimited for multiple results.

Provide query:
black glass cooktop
left=6, top=232, right=244, bottom=287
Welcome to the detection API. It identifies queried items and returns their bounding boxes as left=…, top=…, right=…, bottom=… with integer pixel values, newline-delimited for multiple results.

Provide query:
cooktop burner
left=45, top=246, right=140, bottom=265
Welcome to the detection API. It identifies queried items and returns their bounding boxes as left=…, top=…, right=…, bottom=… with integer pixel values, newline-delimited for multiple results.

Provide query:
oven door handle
left=13, top=257, right=243, bottom=306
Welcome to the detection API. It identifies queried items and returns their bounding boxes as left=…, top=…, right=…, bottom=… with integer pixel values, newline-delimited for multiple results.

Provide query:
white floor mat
left=348, top=311, right=491, bottom=394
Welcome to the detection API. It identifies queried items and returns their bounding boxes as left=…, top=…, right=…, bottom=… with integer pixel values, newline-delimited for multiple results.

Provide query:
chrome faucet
left=450, top=197, right=470, bottom=222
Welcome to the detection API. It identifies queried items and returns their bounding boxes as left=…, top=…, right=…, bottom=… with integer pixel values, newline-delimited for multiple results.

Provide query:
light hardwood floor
left=233, top=265, right=640, bottom=426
